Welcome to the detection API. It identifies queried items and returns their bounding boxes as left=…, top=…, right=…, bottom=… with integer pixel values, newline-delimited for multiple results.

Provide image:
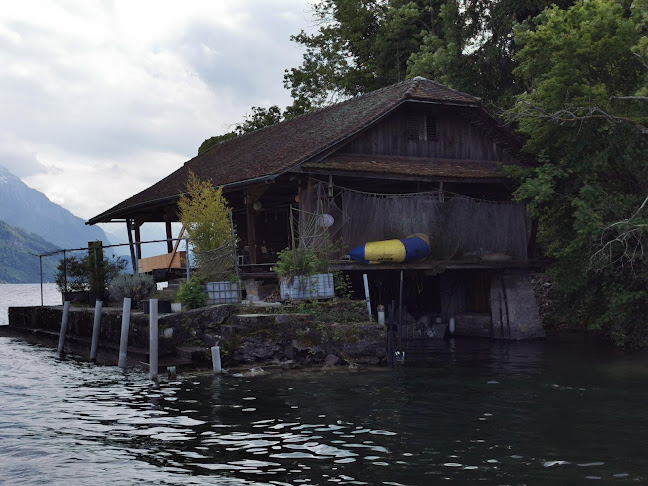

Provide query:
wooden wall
left=341, top=104, right=517, bottom=164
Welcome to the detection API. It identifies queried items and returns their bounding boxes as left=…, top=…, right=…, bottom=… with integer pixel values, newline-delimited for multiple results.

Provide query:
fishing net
left=300, top=182, right=528, bottom=261
left=194, top=243, right=238, bottom=282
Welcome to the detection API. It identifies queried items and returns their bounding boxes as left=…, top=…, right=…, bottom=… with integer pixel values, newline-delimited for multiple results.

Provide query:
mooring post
left=211, top=345, right=222, bottom=374
left=118, top=298, right=131, bottom=369
left=149, top=298, right=159, bottom=382
left=363, top=273, right=372, bottom=321
left=90, top=300, right=103, bottom=362
left=57, top=301, right=71, bottom=358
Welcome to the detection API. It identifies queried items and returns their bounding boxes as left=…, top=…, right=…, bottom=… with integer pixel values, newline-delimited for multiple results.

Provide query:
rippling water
left=2, top=284, right=648, bottom=484
left=2, top=336, right=648, bottom=485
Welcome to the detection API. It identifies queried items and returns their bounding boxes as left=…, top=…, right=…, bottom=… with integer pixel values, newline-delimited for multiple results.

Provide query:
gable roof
left=88, top=77, right=522, bottom=225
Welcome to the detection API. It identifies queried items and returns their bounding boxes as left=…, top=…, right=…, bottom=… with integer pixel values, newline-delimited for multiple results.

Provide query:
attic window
left=407, top=117, right=422, bottom=141
left=425, top=115, right=437, bottom=141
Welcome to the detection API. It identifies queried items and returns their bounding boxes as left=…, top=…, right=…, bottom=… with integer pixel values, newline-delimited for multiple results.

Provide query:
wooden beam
left=126, top=220, right=138, bottom=274
left=134, top=223, right=142, bottom=260
left=165, top=220, right=173, bottom=253
left=246, top=193, right=257, bottom=265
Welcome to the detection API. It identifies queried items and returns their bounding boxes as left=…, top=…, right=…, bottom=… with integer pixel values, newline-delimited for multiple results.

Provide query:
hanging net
left=194, top=243, right=238, bottom=282
left=300, top=182, right=529, bottom=261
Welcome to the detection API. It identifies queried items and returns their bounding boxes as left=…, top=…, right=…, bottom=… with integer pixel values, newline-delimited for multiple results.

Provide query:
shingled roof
left=88, top=77, right=518, bottom=224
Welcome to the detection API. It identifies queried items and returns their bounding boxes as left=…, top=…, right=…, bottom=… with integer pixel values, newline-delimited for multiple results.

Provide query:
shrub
left=274, top=247, right=327, bottom=281
left=176, top=278, right=207, bottom=309
left=55, top=254, right=128, bottom=292
left=107, top=273, right=156, bottom=303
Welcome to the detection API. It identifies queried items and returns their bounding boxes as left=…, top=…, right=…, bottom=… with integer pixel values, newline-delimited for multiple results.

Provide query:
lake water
left=1, top=283, right=648, bottom=485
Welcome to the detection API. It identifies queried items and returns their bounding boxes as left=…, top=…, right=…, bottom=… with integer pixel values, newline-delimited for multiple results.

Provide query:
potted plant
left=274, top=246, right=334, bottom=301
left=178, top=171, right=241, bottom=305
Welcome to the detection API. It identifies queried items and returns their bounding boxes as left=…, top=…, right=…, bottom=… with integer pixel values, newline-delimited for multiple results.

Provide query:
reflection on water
left=1, top=336, right=648, bottom=485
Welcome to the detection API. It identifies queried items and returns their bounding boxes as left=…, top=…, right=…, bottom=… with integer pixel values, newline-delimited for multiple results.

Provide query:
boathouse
left=87, top=77, right=544, bottom=340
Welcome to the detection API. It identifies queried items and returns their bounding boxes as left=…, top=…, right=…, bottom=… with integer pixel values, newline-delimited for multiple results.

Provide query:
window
left=425, top=115, right=437, bottom=141
left=406, top=117, right=421, bottom=141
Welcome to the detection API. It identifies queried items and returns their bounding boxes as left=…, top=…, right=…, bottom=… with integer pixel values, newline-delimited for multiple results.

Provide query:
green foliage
left=509, top=0, right=648, bottom=347
left=273, top=247, right=328, bottom=281
left=285, top=0, right=576, bottom=108
left=107, top=273, right=156, bottom=303
left=178, top=171, right=232, bottom=254
left=176, top=278, right=207, bottom=310
left=55, top=254, right=128, bottom=292
left=333, top=271, right=353, bottom=299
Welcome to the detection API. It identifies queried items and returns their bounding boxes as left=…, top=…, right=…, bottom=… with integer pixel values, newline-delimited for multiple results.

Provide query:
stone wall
left=5, top=301, right=387, bottom=369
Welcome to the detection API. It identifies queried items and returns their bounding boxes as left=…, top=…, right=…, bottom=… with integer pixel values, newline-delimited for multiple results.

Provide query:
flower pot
left=205, top=281, right=241, bottom=304
left=280, top=273, right=334, bottom=301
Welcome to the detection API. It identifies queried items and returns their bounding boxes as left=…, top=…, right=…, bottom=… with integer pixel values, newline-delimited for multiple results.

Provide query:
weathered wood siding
left=341, top=104, right=516, bottom=164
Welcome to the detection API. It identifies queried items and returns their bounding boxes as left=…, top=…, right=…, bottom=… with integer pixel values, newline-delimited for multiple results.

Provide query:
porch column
left=134, top=223, right=142, bottom=260
left=126, top=220, right=138, bottom=274
left=165, top=219, right=174, bottom=254
left=245, top=193, right=257, bottom=264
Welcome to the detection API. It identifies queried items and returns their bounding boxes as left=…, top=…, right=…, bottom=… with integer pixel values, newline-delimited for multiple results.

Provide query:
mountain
left=0, top=219, right=61, bottom=283
left=0, top=165, right=110, bottom=250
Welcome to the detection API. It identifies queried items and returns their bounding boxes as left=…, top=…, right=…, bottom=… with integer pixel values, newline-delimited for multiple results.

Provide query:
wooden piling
left=118, top=298, right=131, bottom=369
left=149, top=299, right=158, bottom=381
left=90, top=300, right=103, bottom=362
left=57, top=301, right=70, bottom=358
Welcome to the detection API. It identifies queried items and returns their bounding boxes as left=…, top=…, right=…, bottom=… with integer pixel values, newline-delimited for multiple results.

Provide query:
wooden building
left=87, top=77, right=544, bottom=340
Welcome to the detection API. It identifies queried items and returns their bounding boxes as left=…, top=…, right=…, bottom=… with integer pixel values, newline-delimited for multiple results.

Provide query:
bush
left=274, top=247, right=327, bottom=281
left=55, top=254, right=128, bottom=292
left=176, top=278, right=207, bottom=309
left=107, top=273, right=156, bottom=304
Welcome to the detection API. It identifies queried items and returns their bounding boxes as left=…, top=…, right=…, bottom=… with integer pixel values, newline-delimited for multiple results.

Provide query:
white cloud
left=0, top=0, right=309, bottom=220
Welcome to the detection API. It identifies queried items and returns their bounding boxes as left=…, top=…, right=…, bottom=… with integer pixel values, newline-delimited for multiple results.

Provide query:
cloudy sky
left=0, top=0, right=311, bottom=226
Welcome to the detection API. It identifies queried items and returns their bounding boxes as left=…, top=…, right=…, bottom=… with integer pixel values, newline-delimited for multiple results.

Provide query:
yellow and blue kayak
left=349, top=233, right=430, bottom=264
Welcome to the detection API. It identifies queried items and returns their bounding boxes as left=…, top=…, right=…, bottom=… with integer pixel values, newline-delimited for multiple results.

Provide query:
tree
left=178, top=171, right=237, bottom=281
left=285, top=0, right=576, bottom=108
left=508, top=0, right=648, bottom=347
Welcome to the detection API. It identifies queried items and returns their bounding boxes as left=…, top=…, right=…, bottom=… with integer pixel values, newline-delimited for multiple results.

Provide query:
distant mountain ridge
left=0, top=219, right=60, bottom=283
left=0, top=165, right=111, bottom=249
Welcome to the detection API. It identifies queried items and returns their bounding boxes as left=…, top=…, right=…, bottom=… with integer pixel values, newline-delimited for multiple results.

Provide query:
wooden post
left=57, top=301, right=71, bottom=358
left=127, top=220, right=138, bottom=274
left=149, top=299, right=158, bottom=381
left=90, top=300, right=103, bottom=362
left=246, top=193, right=257, bottom=264
left=165, top=220, right=174, bottom=254
left=134, top=223, right=142, bottom=261
left=118, top=298, right=131, bottom=369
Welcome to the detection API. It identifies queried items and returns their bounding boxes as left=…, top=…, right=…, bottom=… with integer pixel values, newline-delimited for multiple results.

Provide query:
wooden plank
left=138, top=251, right=187, bottom=274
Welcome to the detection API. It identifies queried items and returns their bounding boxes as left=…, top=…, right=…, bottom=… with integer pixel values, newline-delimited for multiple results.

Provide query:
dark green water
left=1, top=336, right=647, bottom=485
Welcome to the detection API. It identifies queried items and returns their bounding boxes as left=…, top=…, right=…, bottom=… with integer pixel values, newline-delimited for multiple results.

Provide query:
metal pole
left=57, top=301, right=70, bottom=358
left=149, top=299, right=158, bottom=381
left=118, top=298, right=131, bottom=369
left=39, top=255, right=44, bottom=306
left=399, top=271, right=404, bottom=332
left=185, top=238, right=190, bottom=281
left=363, top=273, right=372, bottom=321
left=90, top=300, right=103, bottom=362
left=63, top=250, right=67, bottom=301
